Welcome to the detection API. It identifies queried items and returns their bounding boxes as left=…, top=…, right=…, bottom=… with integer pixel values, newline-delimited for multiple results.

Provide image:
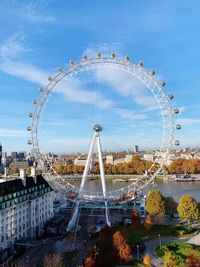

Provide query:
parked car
left=124, top=219, right=132, bottom=225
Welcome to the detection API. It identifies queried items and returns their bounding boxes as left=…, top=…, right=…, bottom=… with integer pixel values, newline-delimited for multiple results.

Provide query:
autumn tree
left=146, top=190, right=165, bottom=216
left=167, top=158, right=184, bottom=174
left=99, top=226, right=119, bottom=267
left=43, top=254, right=64, bottom=267
left=131, top=208, right=141, bottom=228
left=186, top=250, right=200, bottom=267
left=84, top=246, right=100, bottom=267
left=163, top=251, right=179, bottom=267
left=113, top=231, right=133, bottom=263
left=10, top=167, right=19, bottom=175
left=118, top=242, right=133, bottom=262
left=177, top=194, right=199, bottom=222
left=164, top=196, right=177, bottom=216
left=144, top=215, right=154, bottom=231
left=113, top=231, right=126, bottom=249
left=143, top=254, right=151, bottom=266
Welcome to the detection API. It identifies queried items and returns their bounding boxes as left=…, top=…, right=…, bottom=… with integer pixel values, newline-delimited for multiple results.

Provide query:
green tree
left=164, top=196, right=177, bottom=216
left=163, top=251, right=179, bottom=267
left=146, top=190, right=165, bottom=216
left=177, top=194, right=199, bottom=223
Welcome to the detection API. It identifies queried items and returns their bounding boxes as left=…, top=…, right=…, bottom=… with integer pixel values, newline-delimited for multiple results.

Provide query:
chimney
left=20, top=169, right=26, bottom=186
left=31, top=164, right=37, bottom=184
left=4, top=167, right=9, bottom=177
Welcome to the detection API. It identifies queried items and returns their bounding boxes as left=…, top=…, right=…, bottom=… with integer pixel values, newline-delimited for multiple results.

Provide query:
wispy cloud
left=0, top=34, right=48, bottom=84
left=178, top=118, right=200, bottom=126
left=0, top=128, right=26, bottom=138
left=8, top=1, right=56, bottom=24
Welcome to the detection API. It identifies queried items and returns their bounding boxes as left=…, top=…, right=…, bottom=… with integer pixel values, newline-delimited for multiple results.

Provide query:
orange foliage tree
left=143, top=254, right=151, bottom=266
left=113, top=231, right=126, bottom=249
left=119, top=243, right=133, bottom=262
left=144, top=215, right=154, bottom=231
left=113, top=231, right=133, bottom=263
left=84, top=246, right=100, bottom=267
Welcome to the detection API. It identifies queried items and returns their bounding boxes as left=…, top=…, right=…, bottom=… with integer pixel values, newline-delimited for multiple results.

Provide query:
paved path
left=145, top=233, right=200, bottom=267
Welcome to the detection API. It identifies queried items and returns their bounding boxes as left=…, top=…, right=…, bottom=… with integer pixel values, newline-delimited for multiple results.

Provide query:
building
left=134, top=145, right=139, bottom=153
left=0, top=144, right=2, bottom=165
left=0, top=170, right=54, bottom=263
left=11, top=152, right=17, bottom=161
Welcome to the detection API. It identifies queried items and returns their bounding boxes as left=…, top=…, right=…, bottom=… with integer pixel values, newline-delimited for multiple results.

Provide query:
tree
left=131, top=208, right=141, bottom=228
left=144, top=215, right=154, bottom=231
left=146, top=190, right=165, bottom=216
left=143, top=254, right=151, bottom=266
left=163, top=251, right=179, bottom=267
left=99, top=226, right=119, bottom=267
left=177, top=194, right=199, bottom=222
left=118, top=242, right=133, bottom=262
left=10, top=167, right=19, bottom=175
left=186, top=250, right=200, bottom=267
left=164, top=196, right=177, bottom=216
left=43, top=254, right=64, bottom=267
left=113, top=231, right=126, bottom=249
left=167, top=158, right=183, bottom=174
left=84, top=246, right=100, bottom=267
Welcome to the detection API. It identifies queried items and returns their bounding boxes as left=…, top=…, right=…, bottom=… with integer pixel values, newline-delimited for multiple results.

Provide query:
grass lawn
left=156, top=241, right=200, bottom=266
left=112, top=224, right=197, bottom=245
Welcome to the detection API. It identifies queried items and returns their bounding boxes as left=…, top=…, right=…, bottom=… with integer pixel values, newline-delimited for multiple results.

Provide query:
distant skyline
left=0, top=0, right=200, bottom=153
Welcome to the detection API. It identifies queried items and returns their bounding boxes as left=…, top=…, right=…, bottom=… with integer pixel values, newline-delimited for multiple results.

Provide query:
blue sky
left=0, top=0, right=200, bottom=153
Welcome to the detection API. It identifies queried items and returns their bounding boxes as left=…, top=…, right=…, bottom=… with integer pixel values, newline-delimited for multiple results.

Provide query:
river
left=67, top=178, right=200, bottom=202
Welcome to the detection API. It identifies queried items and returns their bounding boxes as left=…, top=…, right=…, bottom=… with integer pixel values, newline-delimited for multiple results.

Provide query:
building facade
left=0, top=174, right=54, bottom=262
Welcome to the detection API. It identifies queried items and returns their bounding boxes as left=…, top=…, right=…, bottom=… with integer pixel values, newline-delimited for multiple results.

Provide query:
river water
left=68, top=178, right=200, bottom=202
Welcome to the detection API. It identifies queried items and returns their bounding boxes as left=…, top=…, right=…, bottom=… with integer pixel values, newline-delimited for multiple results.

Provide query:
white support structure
left=67, top=124, right=111, bottom=232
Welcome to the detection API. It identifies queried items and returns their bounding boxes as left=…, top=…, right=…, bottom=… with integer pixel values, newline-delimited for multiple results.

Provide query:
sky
left=0, top=0, right=200, bottom=154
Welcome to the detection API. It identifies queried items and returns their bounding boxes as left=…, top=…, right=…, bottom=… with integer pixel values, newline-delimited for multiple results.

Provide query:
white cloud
left=0, top=34, right=48, bottom=84
left=178, top=118, right=200, bottom=126
left=0, top=128, right=26, bottom=137
left=94, top=66, right=157, bottom=110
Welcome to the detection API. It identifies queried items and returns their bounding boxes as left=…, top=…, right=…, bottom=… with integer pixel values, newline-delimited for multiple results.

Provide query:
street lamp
left=158, top=234, right=161, bottom=248
left=137, top=245, right=140, bottom=261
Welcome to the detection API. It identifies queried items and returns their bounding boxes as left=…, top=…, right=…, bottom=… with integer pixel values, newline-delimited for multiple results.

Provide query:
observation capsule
left=173, top=108, right=179, bottom=114
left=32, top=99, right=37, bottom=105
left=124, top=55, right=130, bottom=62
left=111, top=52, right=116, bottom=59
left=176, top=124, right=181, bottom=130
left=40, top=87, right=44, bottom=93
left=83, top=54, right=88, bottom=60
left=27, top=140, right=32, bottom=145
left=97, top=52, right=101, bottom=59
left=168, top=94, right=174, bottom=100
left=48, top=76, right=53, bottom=82
left=175, top=140, right=180, bottom=146
left=138, top=61, right=143, bottom=67
left=70, top=60, right=75, bottom=65
left=149, top=69, right=155, bottom=76
left=160, top=81, right=166, bottom=87
left=27, top=126, right=31, bottom=131
left=29, top=112, right=33, bottom=118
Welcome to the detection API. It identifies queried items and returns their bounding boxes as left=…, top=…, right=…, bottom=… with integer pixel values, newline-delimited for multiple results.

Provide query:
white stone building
left=0, top=171, right=54, bottom=262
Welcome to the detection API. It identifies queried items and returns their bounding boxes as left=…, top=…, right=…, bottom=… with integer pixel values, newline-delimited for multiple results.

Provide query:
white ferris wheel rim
left=28, top=54, right=180, bottom=203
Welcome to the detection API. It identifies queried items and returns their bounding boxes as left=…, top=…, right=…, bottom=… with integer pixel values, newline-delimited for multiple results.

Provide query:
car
left=124, top=219, right=132, bottom=225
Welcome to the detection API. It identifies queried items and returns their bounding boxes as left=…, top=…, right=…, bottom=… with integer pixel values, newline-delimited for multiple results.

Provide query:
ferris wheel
left=27, top=52, right=181, bottom=230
